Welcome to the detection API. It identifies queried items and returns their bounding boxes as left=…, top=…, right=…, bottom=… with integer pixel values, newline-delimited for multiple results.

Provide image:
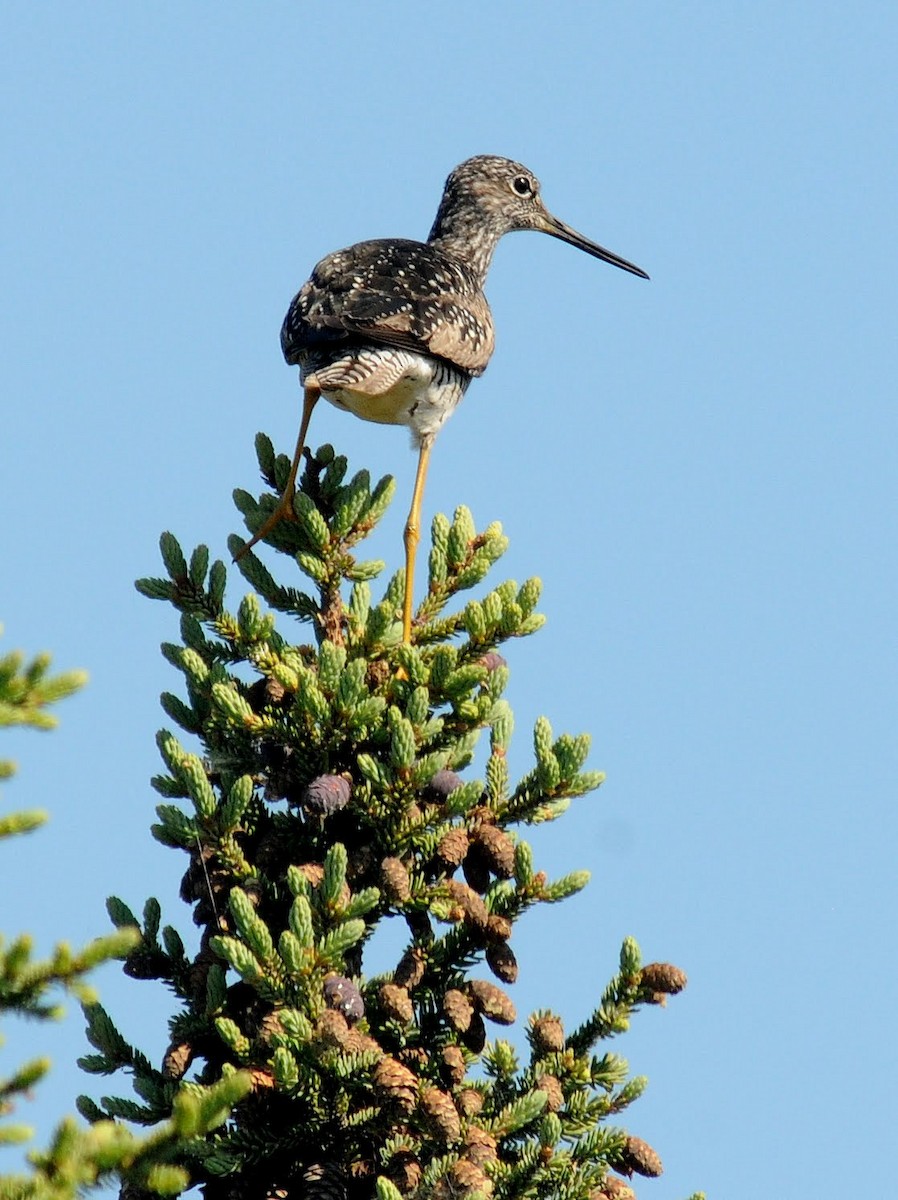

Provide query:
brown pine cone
left=485, top=940, right=518, bottom=983
left=435, top=827, right=469, bottom=871
left=162, top=1040, right=194, bottom=1080
left=637, top=962, right=687, bottom=1000
left=441, top=1044, right=467, bottom=1087
left=536, top=1073, right=564, bottom=1113
left=419, top=1086, right=461, bottom=1143
left=380, top=982, right=414, bottom=1024
left=394, top=945, right=427, bottom=990
left=444, top=988, right=475, bottom=1032
left=468, top=804, right=495, bottom=825
left=247, top=676, right=289, bottom=709
left=615, top=1136, right=663, bottom=1178
left=463, top=1126, right=498, bottom=1166
left=343, top=1028, right=382, bottom=1056
left=445, top=880, right=489, bottom=929
left=259, top=1011, right=287, bottom=1043
left=404, top=910, right=434, bottom=941
left=449, top=1159, right=493, bottom=1197
left=381, top=856, right=412, bottom=902
left=387, top=1150, right=422, bottom=1195
left=472, top=824, right=515, bottom=877
left=366, top=659, right=392, bottom=690
left=374, top=1056, right=418, bottom=1113
left=530, top=1014, right=565, bottom=1054
left=486, top=914, right=512, bottom=941
left=461, top=1011, right=487, bottom=1053
left=457, top=1087, right=485, bottom=1117
left=592, top=1177, right=636, bottom=1199
left=468, top=979, right=516, bottom=1025
left=461, top=850, right=492, bottom=894
left=315, top=1009, right=352, bottom=1050
left=301, top=1163, right=347, bottom=1200
left=404, top=802, right=424, bottom=827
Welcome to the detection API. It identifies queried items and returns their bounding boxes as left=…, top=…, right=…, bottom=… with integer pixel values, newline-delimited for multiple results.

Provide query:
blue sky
left=3, top=3, right=897, bottom=1196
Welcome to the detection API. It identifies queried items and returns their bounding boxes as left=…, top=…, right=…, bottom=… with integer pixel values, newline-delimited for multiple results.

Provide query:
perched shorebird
left=235, top=155, right=648, bottom=640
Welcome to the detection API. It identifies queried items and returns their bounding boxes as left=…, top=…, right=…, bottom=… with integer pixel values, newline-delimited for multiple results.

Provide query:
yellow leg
left=402, top=434, right=434, bottom=643
left=234, top=384, right=320, bottom=560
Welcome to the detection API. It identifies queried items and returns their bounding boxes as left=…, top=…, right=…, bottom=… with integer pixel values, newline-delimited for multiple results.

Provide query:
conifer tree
left=80, top=436, right=701, bottom=1200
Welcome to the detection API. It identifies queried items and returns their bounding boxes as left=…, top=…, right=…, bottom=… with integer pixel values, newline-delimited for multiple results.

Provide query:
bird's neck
left=427, top=204, right=505, bottom=287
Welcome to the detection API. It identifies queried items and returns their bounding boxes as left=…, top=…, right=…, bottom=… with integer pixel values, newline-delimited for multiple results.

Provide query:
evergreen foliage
left=101, top=438, right=702, bottom=1200
left=0, top=634, right=251, bottom=1200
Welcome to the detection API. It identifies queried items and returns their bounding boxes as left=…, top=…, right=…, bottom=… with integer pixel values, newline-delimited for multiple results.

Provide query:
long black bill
left=540, top=211, right=650, bottom=280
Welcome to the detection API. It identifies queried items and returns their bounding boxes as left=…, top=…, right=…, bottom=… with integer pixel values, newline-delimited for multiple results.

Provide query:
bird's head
left=431, top=154, right=649, bottom=280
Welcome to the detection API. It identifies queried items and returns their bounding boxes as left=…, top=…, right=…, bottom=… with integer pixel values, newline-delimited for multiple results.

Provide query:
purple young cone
left=479, top=652, right=508, bottom=672
left=302, top=774, right=352, bottom=815
left=423, top=769, right=463, bottom=805
left=323, top=975, right=365, bottom=1022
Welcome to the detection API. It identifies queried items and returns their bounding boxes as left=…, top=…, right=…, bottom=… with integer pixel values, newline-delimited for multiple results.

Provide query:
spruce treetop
left=97, top=439, right=703, bottom=1200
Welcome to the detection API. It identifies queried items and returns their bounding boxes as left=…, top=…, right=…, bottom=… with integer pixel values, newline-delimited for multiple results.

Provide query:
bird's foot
left=233, top=492, right=296, bottom=561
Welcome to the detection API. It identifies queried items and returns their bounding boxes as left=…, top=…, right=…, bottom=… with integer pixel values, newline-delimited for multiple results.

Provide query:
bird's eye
left=511, top=175, right=533, bottom=196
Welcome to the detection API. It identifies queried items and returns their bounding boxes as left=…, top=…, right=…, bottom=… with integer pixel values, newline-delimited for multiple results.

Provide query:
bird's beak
left=537, top=209, right=650, bottom=280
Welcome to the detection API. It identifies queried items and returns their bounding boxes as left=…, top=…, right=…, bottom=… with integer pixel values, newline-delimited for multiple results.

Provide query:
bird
left=235, top=155, right=649, bottom=642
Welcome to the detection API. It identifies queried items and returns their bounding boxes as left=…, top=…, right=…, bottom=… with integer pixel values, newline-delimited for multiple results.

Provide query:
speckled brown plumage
left=282, top=239, right=495, bottom=378
left=237, top=155, right=648, bottom=642
left=279, top=154, right=647, bottom=444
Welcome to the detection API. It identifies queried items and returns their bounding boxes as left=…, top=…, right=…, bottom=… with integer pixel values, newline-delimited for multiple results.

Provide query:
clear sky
left=3, top=3, right=897, bottom=1196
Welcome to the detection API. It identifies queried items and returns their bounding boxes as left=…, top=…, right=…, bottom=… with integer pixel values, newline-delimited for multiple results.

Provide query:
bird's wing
left=281, top=240, right=494, bottom=376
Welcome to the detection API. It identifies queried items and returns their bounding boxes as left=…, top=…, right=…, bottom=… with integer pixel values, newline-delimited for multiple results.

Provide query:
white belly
left=302, top=346, right=471, bottom=445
